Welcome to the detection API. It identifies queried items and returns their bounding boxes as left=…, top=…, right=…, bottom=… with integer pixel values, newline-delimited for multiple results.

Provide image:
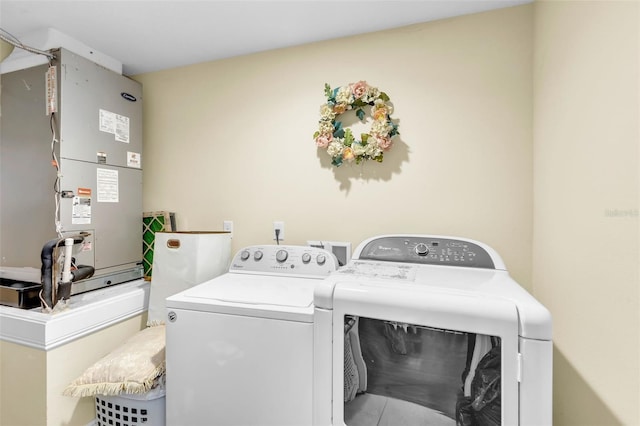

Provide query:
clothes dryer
left=165, top=245, right=338, bottom=426
left=313, top=235, right=552, bottom=426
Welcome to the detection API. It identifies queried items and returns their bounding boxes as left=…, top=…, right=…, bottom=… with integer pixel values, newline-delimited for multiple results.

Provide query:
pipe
left=40, top=234, right=90, bottom=309
left=61, top=238, right=73, bottom=283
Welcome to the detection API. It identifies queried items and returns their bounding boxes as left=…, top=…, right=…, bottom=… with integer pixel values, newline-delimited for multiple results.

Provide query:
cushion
left=63, top=325, right=165, bottom=397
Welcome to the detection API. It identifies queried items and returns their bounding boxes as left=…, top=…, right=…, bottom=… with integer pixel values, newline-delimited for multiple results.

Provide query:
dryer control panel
left=354, top=235, right=501, bottom=269
left=229, top=245, right=339, bottom=277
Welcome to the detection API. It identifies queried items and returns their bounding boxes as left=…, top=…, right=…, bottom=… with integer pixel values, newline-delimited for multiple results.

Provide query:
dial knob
left=317, top=254, right=326, bottom=265
left=253, top=250, right=263, bottom=261
left=240, top=250, right=250, bottom=261
left=302, top=253, right=312, bottom=264
left=276, top=249, right=288, bottom=263
left=415, top=243, right=429, bottom=256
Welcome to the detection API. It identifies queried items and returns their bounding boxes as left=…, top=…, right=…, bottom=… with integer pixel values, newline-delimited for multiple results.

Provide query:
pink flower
left=350, top=81, right=368, bottom=99
left=315, top=133, right=333, bottom=148
left=376, top=135, right=393, bottom=151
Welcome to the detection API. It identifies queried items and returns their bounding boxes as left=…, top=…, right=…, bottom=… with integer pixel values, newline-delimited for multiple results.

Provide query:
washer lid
left=181, top=273, right=315, bottom=308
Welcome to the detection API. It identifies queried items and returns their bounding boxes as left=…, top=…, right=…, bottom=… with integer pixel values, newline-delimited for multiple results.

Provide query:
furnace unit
left=1, top=48, right=143, bottom=306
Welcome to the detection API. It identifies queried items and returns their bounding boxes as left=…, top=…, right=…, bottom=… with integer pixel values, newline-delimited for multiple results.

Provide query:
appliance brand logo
left=120, top=92, right=137, bottom=102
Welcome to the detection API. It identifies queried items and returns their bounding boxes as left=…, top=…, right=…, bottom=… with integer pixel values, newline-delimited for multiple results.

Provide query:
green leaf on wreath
left=361, top=133, right=370, bottom=144
left=379, top=92, right=390, bottom=102
left=332, top=156, right=343, bottom=167
left=324, top=83, right=332, bottom=98
left=313, top=131, right=319, bottom=139
left=343, top=129, right=354, bottom=146
left=356, top=109, right=365, bottom=121
left=352, top=99, right=367, bottom=108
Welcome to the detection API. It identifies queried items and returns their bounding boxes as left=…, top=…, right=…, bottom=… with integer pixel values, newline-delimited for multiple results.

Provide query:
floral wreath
left=313, top=81, right=399, bottom=167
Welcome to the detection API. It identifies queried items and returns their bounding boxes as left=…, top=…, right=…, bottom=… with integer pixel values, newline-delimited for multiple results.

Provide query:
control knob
left=240, top=250, right=250, bottom=261
left=276, top=249, right=288, bottom=263
left=316, top=254, right=326, bottom=265
left=415, top=243, right=430, bottom=256
left=253, top=251, right=263, bottom=261
left=302, top=253, right=312, bottom=264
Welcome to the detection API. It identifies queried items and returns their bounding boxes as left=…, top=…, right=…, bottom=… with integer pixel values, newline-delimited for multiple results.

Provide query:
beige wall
left=0, top=314, right=146, bottom=426
left=134, top=2, right=640, bottom=425
left=135, top=4, right=534, bottom=289
left=533, top=1, right=639, bottom=425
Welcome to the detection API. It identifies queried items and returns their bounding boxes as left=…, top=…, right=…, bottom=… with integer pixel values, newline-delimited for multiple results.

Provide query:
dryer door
left=329, top=280, right=520, bottom=426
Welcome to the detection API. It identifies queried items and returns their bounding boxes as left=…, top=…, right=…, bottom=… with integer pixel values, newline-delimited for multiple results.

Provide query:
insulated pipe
left=71, top=265, right=95, bottom=282
left=40, top=238, right=62, bottom=309
left=40, top=235, right=86, bottom=309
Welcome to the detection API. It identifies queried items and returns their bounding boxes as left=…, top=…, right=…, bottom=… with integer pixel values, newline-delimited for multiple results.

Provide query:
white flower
left=371, top=120, right=392, bottom=136
left=336, top=86, right=354, bottom=105
left=318, top=120, right=334, bottom=134
left=327, top=140, right=344, bottom=157
left=365, top=140, right=381, bottom=157
left=365, top=87, right=380, bottom=102
left=352, top=143, right=367, bottom=157
left=319, top=104, right=335, bottom=120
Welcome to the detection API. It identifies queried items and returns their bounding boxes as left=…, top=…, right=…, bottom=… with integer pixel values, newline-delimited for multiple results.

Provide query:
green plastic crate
left=143, top=211, right=176, bottom=279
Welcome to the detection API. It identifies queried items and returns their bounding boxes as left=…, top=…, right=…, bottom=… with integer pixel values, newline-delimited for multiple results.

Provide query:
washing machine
left=165, top=244, right=339, bottom=426
left=313, top=234, right=552, bottom=426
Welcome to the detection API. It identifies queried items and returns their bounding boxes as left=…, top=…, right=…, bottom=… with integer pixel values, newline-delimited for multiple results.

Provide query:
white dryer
left=313, top=235, right=552, bottom=426
left=165, top=245, right=338, bottom=426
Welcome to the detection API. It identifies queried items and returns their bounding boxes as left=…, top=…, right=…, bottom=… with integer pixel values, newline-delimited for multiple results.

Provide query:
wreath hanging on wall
left=313, top=81, right=399, bottom=167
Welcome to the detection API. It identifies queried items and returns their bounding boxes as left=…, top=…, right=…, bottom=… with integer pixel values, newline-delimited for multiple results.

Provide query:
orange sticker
left=77, top=187, right=92, bottom=196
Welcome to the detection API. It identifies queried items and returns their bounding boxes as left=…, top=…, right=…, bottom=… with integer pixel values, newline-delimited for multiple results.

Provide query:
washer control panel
left=355, top=235, right=498, bottom=269
left=230, top=245, right=339, bottom=277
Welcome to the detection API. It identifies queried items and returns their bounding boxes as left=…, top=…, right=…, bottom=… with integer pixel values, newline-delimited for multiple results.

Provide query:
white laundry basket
left=95, top=389, right=165, bottom=426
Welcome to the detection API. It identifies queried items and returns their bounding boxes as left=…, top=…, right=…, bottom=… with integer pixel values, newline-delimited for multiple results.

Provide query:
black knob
left=415, top=243, right=429, bottom=256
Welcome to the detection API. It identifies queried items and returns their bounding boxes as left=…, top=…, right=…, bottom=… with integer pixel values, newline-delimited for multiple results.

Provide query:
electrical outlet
left=273, top=221, right=284, bottom=241
left=223, top=220, right=233, bottom=233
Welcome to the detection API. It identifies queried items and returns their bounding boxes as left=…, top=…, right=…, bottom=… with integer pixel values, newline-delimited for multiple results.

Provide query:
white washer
left=313, top=235, right=552, bottom=426
left=165, top=244, right=339, bottom=426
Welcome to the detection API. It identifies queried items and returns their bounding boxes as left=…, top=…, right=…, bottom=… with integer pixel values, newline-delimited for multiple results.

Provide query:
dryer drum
left=343, top=316, right=502, bottom=426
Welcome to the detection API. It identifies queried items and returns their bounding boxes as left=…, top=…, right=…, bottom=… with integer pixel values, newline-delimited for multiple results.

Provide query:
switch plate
left=223, top=220, right=233, bottom=233
left=273, top=221, right=284, bottom=241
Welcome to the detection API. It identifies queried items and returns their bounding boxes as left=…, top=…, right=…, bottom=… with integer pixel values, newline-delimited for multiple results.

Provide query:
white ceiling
left=1, top=0, right=531, bottom=75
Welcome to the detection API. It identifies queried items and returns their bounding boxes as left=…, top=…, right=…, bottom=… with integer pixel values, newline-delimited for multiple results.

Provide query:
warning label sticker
left=72, top=196, right=91, bottom=224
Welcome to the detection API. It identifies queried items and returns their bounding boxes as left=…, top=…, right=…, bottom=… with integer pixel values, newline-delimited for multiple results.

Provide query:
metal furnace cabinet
left=0, top=48, right=143, bottom=295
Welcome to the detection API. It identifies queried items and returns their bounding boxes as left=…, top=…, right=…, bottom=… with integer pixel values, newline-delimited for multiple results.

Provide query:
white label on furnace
left=127, top=151, right=141, bottom=168
left=99, top=109, right=130, bottom=143
left=72, top=196, right=92, bottom=224
left=99, top=109, right=116, bottom=133
left=115, top=114, right=130, bottom=143
left=97, top=168, right=119, bottom=202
